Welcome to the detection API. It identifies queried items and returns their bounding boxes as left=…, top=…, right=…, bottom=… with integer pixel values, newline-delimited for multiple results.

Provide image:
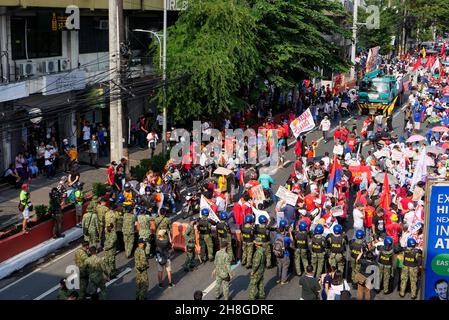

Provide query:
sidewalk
left=0, top=144, right=159, bottom=231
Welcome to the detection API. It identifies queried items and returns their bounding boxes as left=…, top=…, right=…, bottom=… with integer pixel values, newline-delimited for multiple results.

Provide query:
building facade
left=0, top=0, right=182, bottom=173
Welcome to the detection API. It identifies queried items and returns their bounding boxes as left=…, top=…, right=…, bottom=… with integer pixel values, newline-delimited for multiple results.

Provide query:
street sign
left=423, top=182, right=449, bottom=300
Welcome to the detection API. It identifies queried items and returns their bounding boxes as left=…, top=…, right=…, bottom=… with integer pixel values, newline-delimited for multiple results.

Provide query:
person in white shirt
left=327, top=270, right=350, bottom=300
left=82, top=121, right=91, bottom=145
left=319, top=116, right=331, bottom=143
left=146, top=130, right=159, bottom=158
left=321, top=152, right=330, bottom=170
left=352, top=202, right=365, bottom=234
left=44, top=145, right=55, bottom=179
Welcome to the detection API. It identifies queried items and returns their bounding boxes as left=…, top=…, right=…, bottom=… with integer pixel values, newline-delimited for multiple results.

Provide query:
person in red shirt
left=399, top=191, right=414, bottom=217
left=346, top=134, right=357, bottom=152
left=333, top=126, right=342, bottom=142
left=364, top=200, right=376, bottom=239
left=295, top=137, right=302, bottom=158
left=304, top=192, right=317, bottom=212
left=386, top=214, right=402, bottom=245
left=282, top=121, right=289, bottom=139
left=340, top=126, right=349, bottom=142
left=232, top=198, right=245, bottom=228
left=107, top=161, right=116, bottom=186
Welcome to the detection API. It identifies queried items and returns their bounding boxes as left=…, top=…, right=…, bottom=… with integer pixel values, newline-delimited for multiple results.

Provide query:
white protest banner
left=374, top=150, right=389, bottom=159
left=290, top=108, right=315, bottom=138
left=331, top=205, right=344, bottom=217
left=251, top=185, right=266, bottom=201
left=276, top=186, right=299, bottom=207
left=391, top=149, right=403, bottom=162
left=333, top=145, right=344, bottom=156
left=200, top=195, right=220, bottom=223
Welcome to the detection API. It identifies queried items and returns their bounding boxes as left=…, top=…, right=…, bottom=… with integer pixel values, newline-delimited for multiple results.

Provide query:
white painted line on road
left=203, top=262, right=240, bottom=297
left=105, top=267, right=132, bottom=287
left=0, top=267, right=42, bottom=293
left=33, top=267, right=132, bottom=300
left=39, top=246, right=80, bottom=269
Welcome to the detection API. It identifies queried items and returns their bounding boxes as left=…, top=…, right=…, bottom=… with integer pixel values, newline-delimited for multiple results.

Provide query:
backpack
left=272, top=236, right=285, bottom=258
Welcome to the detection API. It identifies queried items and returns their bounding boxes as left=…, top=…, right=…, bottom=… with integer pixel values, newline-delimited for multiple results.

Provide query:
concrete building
left=0, top=0, right=183, bottom=173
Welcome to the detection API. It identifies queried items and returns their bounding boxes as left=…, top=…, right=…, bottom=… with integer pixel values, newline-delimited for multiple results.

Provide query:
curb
left=0, top=228, right=82, bottom=280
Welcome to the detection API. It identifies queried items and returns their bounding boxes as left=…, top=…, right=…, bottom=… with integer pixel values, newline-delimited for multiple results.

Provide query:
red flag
left=379, top=172, right=391, bottom=210
left=441, top=43, right=447, bottom=56
left=413, top=58, right=422, bottom=71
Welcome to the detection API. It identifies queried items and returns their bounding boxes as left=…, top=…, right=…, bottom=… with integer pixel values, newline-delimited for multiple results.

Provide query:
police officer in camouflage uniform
left=216, top=211, right=235, bottom=263
left=82, top=208, right=100, bottom=247
left=400, top=238, right=422, bottom=299
left=122, top=207, right=136, bottom=258
left=214, top=240, right=232, bottom=300
left=183, top=218, right=197, bottom=271
left=74, top=241, right=90, bottom=299
left=254, top=215, right=273, bottom=268
left=85, top=246, right=106, bottom=300
left=248, top=240, right=266, bottom=300
left=241, top=215, right=255, bottom=269
left=349, top=229, right=366, bottom=284
left=103, top=223, right=117, bottom=278
left=137, top=208, right=152, bottom=257
left=197, top=208, right=215, bottom=262
left=377, top=236, right=394, bottom=294
left=86, top=195, right=99, bottom=218
left=291, top=221, right=310, bottom=276
left=114, top=203, right=125, bottom=252
left=105, top=201, right=117, bottom=234
left=310, top=224, right=326, bottom=278
left=96, top=198, right=109, bottom=247
left=326, top=224, right=347, bottom=272
left=134, top=239, right=149, bottom=300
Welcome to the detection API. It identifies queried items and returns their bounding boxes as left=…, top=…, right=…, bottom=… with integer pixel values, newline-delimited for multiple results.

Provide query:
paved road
left=0, top=104, right=416, bottom=300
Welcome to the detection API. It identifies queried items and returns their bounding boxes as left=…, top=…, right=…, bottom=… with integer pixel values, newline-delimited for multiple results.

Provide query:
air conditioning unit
left=41, top=60, right=59, bottom=74
left=18, top=62, right=36, bottom=77
left=99, top=20, right=108, bottom=30
left=59, top=59, right=71, bottom=71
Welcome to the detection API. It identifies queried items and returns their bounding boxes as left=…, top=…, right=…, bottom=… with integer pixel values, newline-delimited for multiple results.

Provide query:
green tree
left=155, top=0, right=259, bottom=122
left=250, top=0, right=350, bottom=90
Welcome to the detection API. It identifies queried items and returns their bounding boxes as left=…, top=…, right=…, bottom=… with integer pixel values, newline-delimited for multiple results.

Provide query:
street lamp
left=133, top=4, right=167, bottom=152
left=132, top=29, right=162, bottom=69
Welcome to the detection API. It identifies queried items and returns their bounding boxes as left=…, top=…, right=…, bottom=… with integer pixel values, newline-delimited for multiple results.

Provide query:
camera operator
left=355, top=245, right=377, bottom=300
left=49, top=187, right=65, bottom=239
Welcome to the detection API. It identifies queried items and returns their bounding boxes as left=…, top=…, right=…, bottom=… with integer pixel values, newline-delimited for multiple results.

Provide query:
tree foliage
left=250, top=0, right=350, bottom=89
left=155, top=0, right=351, bottom=120
left=157, top=0, right=259, bottom=122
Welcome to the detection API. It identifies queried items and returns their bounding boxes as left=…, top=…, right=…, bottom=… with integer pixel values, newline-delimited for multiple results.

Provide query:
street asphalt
left=0, top=102, right=417, bottom=300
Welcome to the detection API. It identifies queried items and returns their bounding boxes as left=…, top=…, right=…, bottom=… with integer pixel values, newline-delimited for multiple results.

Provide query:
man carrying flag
left=326, top=155, right=342, bottom=194
left=379, top=171, right=392, bottom=211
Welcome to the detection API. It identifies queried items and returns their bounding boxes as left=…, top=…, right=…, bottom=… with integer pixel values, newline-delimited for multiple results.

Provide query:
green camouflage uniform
left=134, top=246, right=149, bottom=300
left=248, top=244, right=266, bottom=300
left=349, top=239, right=365, bottom=284
left=293, top=230, right=310, bottom=276
left=96, top=204, right=109, bottom=244
left=216, top=220, right=234, bottom=262
left=85, top=254, right=106, bottom=300
left=122, top=212, right=136, bottom=258
left=197, top=216, right=214, bottom=261
left=310, top=234, right=326, bottom=278
left=183, top=224, right=197, bottom=270
left=105, top=209, right=117, bottom=232
left=154, top=215, right=171, bottom=235
left=137, top=214, right=152, bottom=256
left=241, top=223, right=254, bottom=268
left=254, top=223, right=271, bottom=268
left=74, top=247, right=90, bottom=299
left=81, top=210, right=100, bottom=247
left=103, top=230, right=117, bottom=278
left=86, top=197, right=98, bottom=216
left=377, top=245, right=394, bottom=294
left=400, top=248, right=422, bottom=298
left=214, top=248, right=232, bottom=300
left=327, top=233, right=346, bottom=271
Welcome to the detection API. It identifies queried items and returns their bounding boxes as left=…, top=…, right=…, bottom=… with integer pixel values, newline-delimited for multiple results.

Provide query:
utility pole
left=162, top=0, right=168, bottom=154
left=350, top=0, right=358, bottom=81
left=109, top=0, right=124, bottom=163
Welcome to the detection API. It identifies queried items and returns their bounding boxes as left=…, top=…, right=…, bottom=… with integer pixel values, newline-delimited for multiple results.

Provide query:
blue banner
left=425, top=184, right=449, bottom=300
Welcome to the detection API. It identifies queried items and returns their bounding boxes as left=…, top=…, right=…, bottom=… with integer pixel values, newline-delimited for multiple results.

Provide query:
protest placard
left=290, top=109, right=315, bottom=138
left=276, top=186, right=299, bottom=207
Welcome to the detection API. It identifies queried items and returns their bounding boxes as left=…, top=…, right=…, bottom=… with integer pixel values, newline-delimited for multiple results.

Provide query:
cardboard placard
left=250, top=185, right=266, bottom=201
left=276, top=186, right=299, bottom=207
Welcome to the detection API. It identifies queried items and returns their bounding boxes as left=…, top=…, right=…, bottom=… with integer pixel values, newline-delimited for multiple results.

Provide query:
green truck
left=357, top=69, right=404, bottom=115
